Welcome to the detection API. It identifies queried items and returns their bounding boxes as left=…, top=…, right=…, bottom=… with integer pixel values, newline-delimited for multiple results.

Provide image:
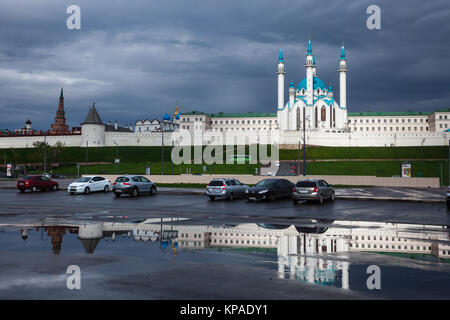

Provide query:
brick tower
left=50, top=87, right=70, bottom=134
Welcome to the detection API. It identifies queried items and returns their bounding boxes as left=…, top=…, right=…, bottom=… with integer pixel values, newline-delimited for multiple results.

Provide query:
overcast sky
left=0, top=0, right=449, bottom=130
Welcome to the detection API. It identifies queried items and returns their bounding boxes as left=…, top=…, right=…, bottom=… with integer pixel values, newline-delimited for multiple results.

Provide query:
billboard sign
left=401, top=163, right=412, bottom=178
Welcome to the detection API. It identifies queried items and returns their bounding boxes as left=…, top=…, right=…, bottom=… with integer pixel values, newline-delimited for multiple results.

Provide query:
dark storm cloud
left=0, top=0, right=449, bottom=130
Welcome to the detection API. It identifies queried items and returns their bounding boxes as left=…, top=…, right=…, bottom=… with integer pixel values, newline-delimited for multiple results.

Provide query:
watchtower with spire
left=50, top=87, right=70, bottom=134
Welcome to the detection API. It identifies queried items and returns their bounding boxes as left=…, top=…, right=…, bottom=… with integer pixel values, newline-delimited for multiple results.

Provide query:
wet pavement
left=0, top=188, right=450, bottom=299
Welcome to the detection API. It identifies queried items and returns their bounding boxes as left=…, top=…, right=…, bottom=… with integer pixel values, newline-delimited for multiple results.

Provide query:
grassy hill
left=0, top=145, right=448, bottom=184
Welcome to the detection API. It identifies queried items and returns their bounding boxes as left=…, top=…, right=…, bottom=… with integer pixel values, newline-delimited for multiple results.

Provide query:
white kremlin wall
left=0, top=129, right=448, bottom=148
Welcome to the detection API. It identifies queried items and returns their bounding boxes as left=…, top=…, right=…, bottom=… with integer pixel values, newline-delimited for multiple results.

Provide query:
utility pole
left=448, top=140, right=450, bottom=186
left=297, top=141, right=300, bottom=176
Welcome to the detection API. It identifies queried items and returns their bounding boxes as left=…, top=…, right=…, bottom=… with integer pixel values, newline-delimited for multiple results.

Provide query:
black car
left=246, top=178, right=294, bottom=201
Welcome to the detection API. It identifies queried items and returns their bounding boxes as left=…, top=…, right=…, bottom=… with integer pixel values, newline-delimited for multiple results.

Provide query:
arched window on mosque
left=321, top=106, right=326, bottom=122
left=315, top=107, right=318, bottom=128
left=296, top=107, right=300, bottom=131
left=330, top=105, right=333, bottom=128
left=333, top=107, right=336, bottom=127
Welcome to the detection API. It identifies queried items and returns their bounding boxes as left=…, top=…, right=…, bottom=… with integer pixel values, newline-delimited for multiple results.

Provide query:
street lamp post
left=303, top=115, right=310, bottom=177
left=161, top=127, right=164, bottom=175
left=421, top=138, right=425, bottom=177
left=113, top=141, right=118, bottom=173
left=85, top=141, right=88, bottom=174
left=43, top=134, right=47, bottom=174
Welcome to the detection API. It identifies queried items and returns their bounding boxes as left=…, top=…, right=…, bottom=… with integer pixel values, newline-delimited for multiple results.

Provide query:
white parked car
left=68, top=176, right=112, bottom=195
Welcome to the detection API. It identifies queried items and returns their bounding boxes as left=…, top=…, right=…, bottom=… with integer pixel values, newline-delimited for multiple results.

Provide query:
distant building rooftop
left=180, top=111, right=277, bottom=118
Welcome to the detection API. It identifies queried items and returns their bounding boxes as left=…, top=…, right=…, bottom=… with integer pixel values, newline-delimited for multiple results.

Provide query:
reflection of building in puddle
left=13, top=219, right=450, bottom=261
left=31, top=226, right=79, bottom=254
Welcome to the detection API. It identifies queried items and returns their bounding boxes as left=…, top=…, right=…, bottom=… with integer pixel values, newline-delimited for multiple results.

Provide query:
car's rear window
left=209, top=181, right=223, bottom=186
left=23, top=176, right=33, bottom=180
left=255, top=180, right=277, bottom=187
left=116, top=177, right=130, bottom=182
left=296, top=181, right=317, bottom=187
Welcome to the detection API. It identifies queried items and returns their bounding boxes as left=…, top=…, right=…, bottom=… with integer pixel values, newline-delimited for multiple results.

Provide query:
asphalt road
left=0, top=188, right=449, bottom=225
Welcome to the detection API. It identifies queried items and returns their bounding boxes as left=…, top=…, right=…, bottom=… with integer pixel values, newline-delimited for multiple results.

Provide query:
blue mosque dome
left=328, top=85, right=333, bottom=92
left=163, top=113, right=170, bottom=121
left=175, top=114, right=180, bottom=120
left=297, top=77, right=327, bottom=91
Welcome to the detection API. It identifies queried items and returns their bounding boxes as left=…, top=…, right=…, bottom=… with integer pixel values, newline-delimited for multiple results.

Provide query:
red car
left=17, top=175, right=59, bottom=192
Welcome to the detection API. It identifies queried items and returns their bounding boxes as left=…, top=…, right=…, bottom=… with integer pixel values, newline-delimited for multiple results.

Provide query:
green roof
left=348, top=111, right=433, bottom=117
left=180, top=111, right=277, bottom=118
left=434, top=107, right=450, bottom=113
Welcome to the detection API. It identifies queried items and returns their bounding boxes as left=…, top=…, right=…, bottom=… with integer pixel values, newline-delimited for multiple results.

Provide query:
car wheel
left=70, top=192, right=75, bottom=195
left=114, top=192, right=121, bottom=198
left=331, top=192, right=336, bottom=201
left=52, top=185, right=58, bottom=191
left=228, top=193, right=234, bottom=201
left=31, top=186, right=37, bottom=192
left=209, top=196, right=215, bottom=201
left=150, top=186, right=156, bottom=195
left=19, top=189, right=25, bottom=193
left=104, top=185, right=110, bottom=192
left=293, top=199, right=299, bottom=205
left=132, top=188, right=139, bottom=197
left=268, top=192, right=275, bottom=202
left=318, top=194, right=324, bottom=204
left=84, top=187, right=90, bottom=195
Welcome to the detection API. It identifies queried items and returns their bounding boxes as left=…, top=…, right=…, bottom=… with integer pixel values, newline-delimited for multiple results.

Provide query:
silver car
left=113, top=175, right=157, bottom=197
left=206, top=178, right=249, bottom=200
left=292, top=179, right=335, bottom=204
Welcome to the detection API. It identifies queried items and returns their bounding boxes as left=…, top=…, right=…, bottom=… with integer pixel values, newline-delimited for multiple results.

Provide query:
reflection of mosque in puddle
left=15, top=218, right=450, bottom=289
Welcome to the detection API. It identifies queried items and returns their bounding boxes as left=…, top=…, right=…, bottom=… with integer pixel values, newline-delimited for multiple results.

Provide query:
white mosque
left=1, top=38, right=450, bottom=149
left=276, top=40, right=348, bottom=132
